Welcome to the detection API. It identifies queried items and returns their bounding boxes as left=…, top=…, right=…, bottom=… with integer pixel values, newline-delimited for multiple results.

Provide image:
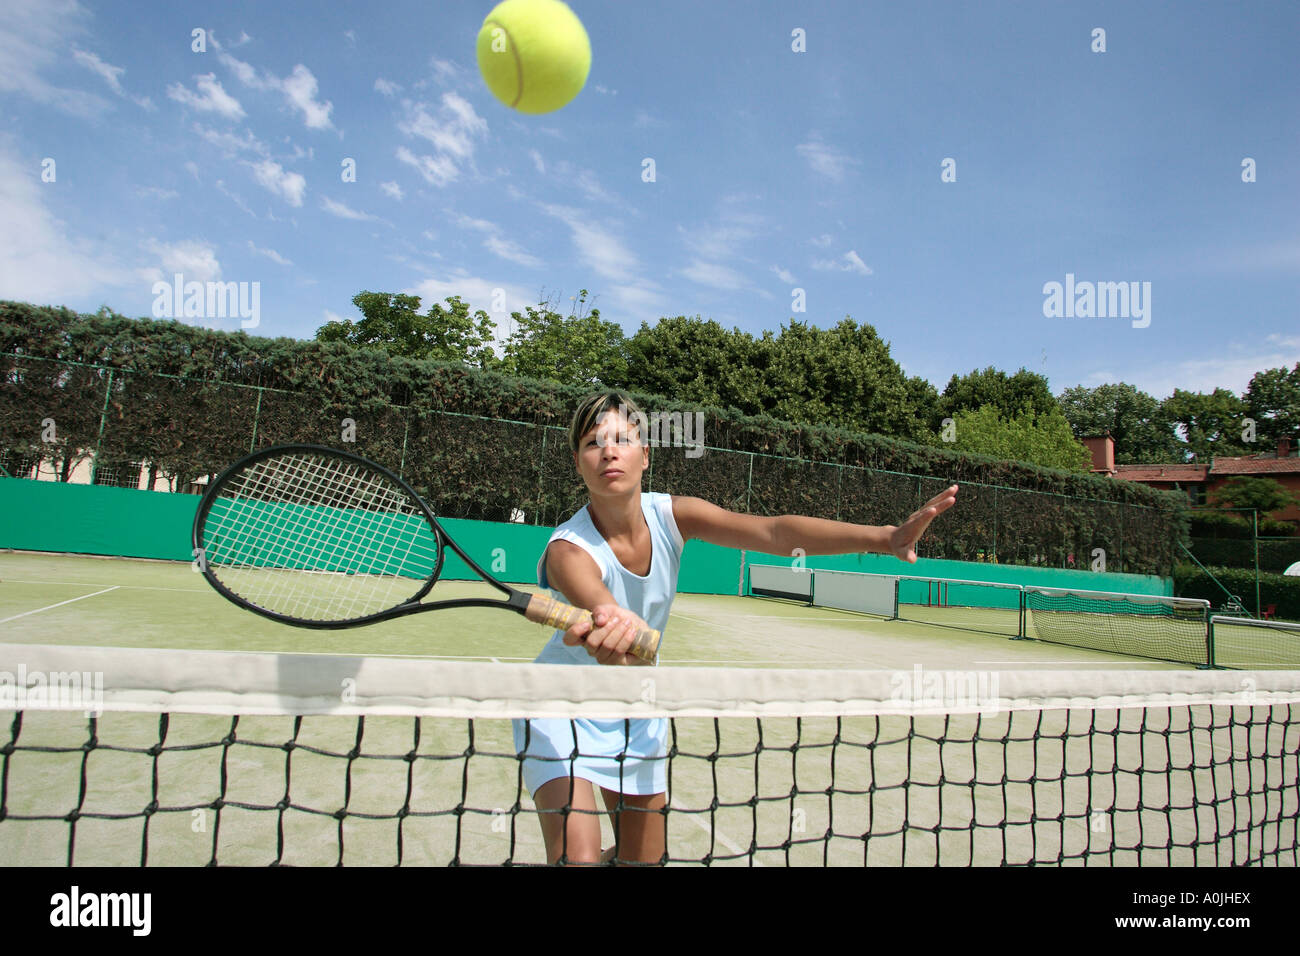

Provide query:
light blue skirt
left=512, top=717, right=669, bottom=796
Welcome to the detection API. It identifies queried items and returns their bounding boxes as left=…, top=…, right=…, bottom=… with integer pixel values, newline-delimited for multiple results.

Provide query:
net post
left=249, top=385, right=263, bottom=452
left=1011, top=585, right=1030, bottom=641
left=88, top=366, right=114, bottom=486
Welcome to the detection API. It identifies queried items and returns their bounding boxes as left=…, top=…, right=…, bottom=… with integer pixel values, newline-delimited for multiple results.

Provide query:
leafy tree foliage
left=938, top=367, right=1056, bottom=425
left=1058, top=383, right=1183, bottom=464
left=1208, top=476, right=1300, bottom=515
left=499, top=291, right=628, bottom=387
left=1244, top=363, right=1300, bottom=444
left=316, top=292, right=497, bottom=368
left=1161, top=387, right=1250, bottom=462
left=949, top=404, right=1092, bottom=472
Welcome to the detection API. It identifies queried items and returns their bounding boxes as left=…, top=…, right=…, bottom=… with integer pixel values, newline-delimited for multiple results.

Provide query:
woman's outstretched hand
left=889, top=484, right=958, bottom=563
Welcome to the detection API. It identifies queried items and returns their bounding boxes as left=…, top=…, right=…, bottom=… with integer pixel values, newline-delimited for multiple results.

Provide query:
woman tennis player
left=514, top=391, right=958, bottom=865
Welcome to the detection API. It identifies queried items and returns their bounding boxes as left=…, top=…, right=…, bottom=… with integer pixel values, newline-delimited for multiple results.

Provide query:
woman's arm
left=673, top=485, right=958, bottom=563
left=544, top=539, right=652, bottom=665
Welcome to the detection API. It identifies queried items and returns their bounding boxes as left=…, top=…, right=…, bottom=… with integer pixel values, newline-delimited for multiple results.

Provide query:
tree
left=1161, top=388, right=1249, bottom=462
left=1208, top=476, right=1300, bottom=516
left=949, top=404, right=1092, bottom=472
left=315, top=292, right=497, bottom=368
left=499, top=291, right=628, bottom=387
left=623, top=315, right=767, bottom=415
left=1057, top=383, right=1183, bottom=463
left=759, top=318, right=923, bottom=438
left=938, top=367, right=1057, bottom=427
left=1244, top=363, right=1300, bottom=445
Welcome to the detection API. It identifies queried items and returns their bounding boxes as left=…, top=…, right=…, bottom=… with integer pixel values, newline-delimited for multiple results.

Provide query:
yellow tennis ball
left=476, top=0, right=591, bottom=114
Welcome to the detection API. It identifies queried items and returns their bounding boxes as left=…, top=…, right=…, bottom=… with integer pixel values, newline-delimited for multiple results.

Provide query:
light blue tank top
left=532, top=492, right=683, bottom=665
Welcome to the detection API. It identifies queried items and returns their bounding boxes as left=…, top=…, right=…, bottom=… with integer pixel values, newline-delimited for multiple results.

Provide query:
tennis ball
left=476, top=0, right=591, bottom=114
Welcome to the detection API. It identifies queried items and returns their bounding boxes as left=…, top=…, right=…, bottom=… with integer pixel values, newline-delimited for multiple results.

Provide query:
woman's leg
left=532, top=777, right=604, bottom=865
left=600, top=788, right=668, bottom=865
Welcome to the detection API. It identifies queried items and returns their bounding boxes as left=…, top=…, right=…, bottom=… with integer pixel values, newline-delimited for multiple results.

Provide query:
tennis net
left=1025, top=587, right=1212, bottom=666
left=2, top=642, right=1297, bottom=866
left=1210, top=616, right=1300, bottom=670
left=894, top=575, right=1025, bottom=639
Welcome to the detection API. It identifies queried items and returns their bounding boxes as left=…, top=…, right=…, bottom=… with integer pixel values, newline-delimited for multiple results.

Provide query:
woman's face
left=575, top=409, right=648, bottom=498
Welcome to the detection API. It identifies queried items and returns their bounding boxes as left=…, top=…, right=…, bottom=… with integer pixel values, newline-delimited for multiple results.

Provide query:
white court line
left=4, top=578, right=207, bottom=593
left=0, top=587, right=121, bottom=625
left=670, top=797, right=760, bottom=866
left=973, top=661, right=1168, bottom=667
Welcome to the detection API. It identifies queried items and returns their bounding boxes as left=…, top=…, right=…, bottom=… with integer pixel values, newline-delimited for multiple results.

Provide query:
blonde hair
left=567, top=391, right=647, bottom=454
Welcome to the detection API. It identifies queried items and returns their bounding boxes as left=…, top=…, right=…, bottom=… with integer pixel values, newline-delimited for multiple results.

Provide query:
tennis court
left=0, top=551, right=1194, bottom=669
left=4, top=549, right=1299, bottom=867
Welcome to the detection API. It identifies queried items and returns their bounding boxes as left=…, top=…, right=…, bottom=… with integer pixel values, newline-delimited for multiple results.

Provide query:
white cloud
left=404, top=272, right=537, bottom=347
left=375, top=77, right=401, bottom=97
left=136, top=186, right=179, bottom=200
left=0, top=141, right=135, bottom=299
left=380, top=180, right=404, bottom=200
left=680, top=219, right=760, bottom=261
left=484, top=236, right=542, bottom=268
left=320, top=196, right=378, bottom=221
left=250, top=159, right=306, bottom=206
left=1080, top=342, right=1300, bottom=402
left=400, top=93, right=486, bottom=161
left=167, top=74, right=245, bottom=120
left=451, top=213, right=496, bottom=234
left=215, top=180, right=257, bottom=219
left=247, top=240, right=292, bottom=266
left=0, top=0, right=109, bottom=117
left=812, top=250, right=872, bottom=275
left=281, top=64, right=335, bottom=130
left=195, top=124, right=268, bottom=157
left=396, top=144, right=459, bottom=187
left=343, top=30, right=357, bottom=48
left=71, top=47, right=123, bottom=94
left=529, top=149, right=545, bottom=174
left=72, top=48, right=155, bottom=110
left=216, top=49, right=335, bottom=131
left=772, top=265, right=796, bottom=284
left=143, top=239, right=222, bottom=283
left=796, top=137, right=856, bottom=182
left=429, top=59, right=460, bottom=84
left=808, top=234, right=834, bottom=248
left=539, top=203, right=638, bottom=281
left=394, top=94, right=487, bottom=186
left=218, top=52, right=272, bottom=91
left=681, top=260, right=748, bottom=291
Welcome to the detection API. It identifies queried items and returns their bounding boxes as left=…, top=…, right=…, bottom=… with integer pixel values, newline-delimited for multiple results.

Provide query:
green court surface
left=1, top=551, right=1184, bottom=669
left=3, top=551, right=1294, bottom=867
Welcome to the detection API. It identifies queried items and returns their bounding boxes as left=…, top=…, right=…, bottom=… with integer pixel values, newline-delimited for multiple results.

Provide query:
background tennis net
left=747, top=567, right=1297, bottom=668
left=2, top=643, right=1297, bottom=866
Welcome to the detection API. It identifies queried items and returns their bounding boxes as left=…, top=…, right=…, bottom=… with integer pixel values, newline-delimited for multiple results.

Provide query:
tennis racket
left=191, top=444, right=661, bottom=661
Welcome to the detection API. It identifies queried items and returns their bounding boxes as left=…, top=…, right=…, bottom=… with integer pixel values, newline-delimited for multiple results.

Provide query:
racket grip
left=524, top=594, right=661, bottom=662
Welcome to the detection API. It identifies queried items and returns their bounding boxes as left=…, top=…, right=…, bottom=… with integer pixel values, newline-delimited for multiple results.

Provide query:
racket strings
left=203, top=452, right=441, bottom=622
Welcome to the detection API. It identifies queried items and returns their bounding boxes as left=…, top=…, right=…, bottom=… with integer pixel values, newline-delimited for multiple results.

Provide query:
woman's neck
left=587, top=491, right=644, bottom=542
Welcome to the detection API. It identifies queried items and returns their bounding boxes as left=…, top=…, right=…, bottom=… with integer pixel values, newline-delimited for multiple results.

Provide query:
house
left=1085, top=435, right=1300, bottom=522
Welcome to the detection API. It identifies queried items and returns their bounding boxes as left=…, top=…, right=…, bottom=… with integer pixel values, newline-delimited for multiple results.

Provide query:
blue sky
left=0, top=0, right=1296, bottom=402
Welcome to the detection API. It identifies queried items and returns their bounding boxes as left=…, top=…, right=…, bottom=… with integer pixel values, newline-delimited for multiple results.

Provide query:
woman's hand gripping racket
left=192, top=444, right=661, bottom=661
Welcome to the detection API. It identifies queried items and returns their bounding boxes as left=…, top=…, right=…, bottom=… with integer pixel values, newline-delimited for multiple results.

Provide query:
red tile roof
left=1114, top=464, right=1209, bottom=481
left=1210, top=457, right=1300, bottom=475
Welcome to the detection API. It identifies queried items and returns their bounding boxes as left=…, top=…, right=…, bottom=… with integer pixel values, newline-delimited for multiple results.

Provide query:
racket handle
left=524, top=594, right=661, bottom=662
